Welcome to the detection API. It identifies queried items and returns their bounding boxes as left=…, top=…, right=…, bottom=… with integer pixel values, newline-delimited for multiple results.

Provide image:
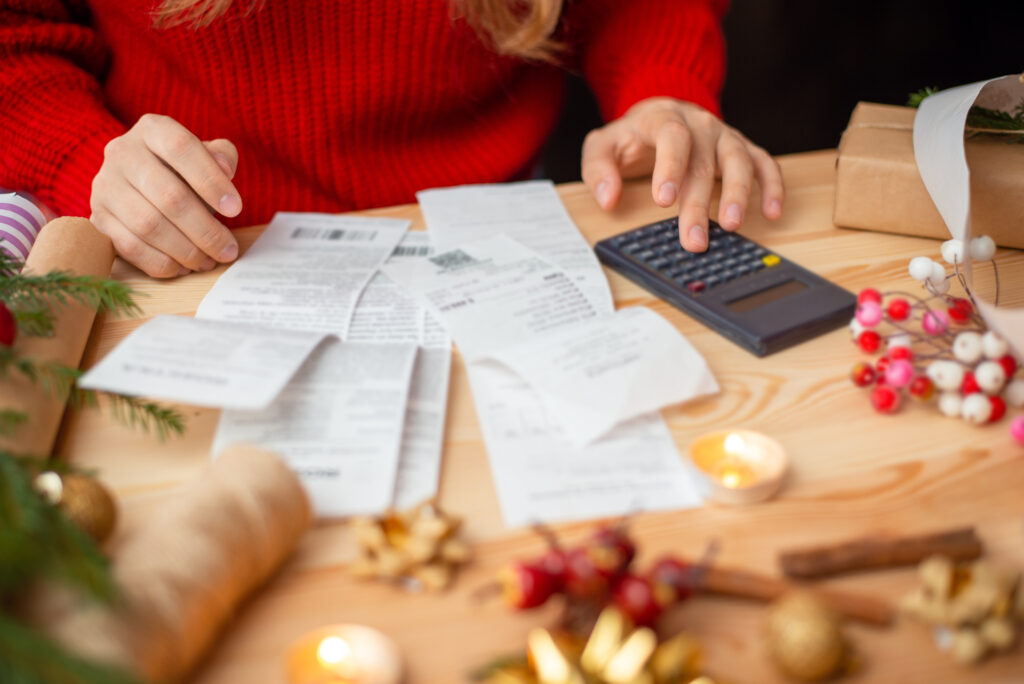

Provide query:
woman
left=0, top=0, right=783, bottom=277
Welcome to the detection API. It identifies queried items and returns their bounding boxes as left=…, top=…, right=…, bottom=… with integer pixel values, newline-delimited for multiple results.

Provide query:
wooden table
left=57, top=150, right=1024, bottom=683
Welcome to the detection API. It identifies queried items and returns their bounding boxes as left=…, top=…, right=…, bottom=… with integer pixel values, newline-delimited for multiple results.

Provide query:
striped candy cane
left=0, top=192, right=50, bottom=264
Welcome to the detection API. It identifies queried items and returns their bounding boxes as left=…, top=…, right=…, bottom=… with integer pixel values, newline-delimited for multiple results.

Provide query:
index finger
left=139, top=114, right=242, bottom=218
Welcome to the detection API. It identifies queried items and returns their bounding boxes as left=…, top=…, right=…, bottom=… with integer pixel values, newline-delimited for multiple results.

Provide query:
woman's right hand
left=90, top=114, right=243, bottom=278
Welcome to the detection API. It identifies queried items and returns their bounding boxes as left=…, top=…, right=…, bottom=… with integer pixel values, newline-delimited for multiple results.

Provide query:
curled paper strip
left=25, top=445, right=312, bottom=682
left=913, top=75, right=1024, bottom=357
left=0, top=217, right=115, bottom=456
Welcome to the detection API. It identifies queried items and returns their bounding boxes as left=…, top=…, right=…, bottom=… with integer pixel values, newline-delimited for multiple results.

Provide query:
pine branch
left=0, top=349, right=80, bottom=400
left=0, top=410, right=27, bottom=437
left=0, top=613, right=144, bottom=684
left=0, top=270, right=142, bottom=320
left=906, top=87, right=939, bottom=108
left=11, top=307, right=55, bottom=338
left=0, top=251, right=21, bottom=278
left=103, top=393, right=186, bottom=441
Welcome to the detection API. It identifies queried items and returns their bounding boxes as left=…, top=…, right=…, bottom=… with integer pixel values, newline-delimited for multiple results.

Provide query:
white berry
left=981, top=331, right=1008, bottom=359
left=889, top=333, right=912, bottom=350
left=927, top=276, right=951, bottom=295
left=849, top=317, right=865, bottom=339
left=938, top=392, right=963, bottom=417
left=941, top=239, right=965, bottom=265
left=960, top=393, right=992, bottom=424
left=975, top=361, right=1007, bottom=394
left=969, top=235, right=996, bottom=261
left=1005, top=379, right=1024, bottom=408
left=952, top=332, right=983, bottom=364
left=909, top=256, right=935, bottom=282
left=33, top=471, right=63, bottom=505
left=927, top=361, right=966, bottom=392
left=928, top=261, right=948, bottom=285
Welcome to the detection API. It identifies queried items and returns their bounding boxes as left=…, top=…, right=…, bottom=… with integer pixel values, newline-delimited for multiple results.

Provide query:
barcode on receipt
left=290, top=227, right=377, bottom=241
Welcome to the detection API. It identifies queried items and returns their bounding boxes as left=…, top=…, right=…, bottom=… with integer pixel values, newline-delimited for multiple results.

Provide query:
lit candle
left=688, top=430, right=788, bottom=506
left=286, top=625, right=403, bottom=684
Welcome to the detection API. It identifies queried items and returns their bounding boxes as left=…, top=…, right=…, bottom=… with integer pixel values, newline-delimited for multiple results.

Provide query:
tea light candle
left=688, top=430, right=789, bottom=506
left=285, top=624, right=403, bottom=684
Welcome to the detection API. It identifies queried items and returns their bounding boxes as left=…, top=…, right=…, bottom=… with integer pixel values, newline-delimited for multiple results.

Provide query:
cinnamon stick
left=779, top=527, right=983, bottom=580
left=700, top=565, right=894, bottom=627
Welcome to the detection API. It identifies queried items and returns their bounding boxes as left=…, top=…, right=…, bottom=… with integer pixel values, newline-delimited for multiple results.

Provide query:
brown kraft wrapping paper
left=834, top=102, right=1024, bottom=249
left=0, top=218, right=115, bottom=456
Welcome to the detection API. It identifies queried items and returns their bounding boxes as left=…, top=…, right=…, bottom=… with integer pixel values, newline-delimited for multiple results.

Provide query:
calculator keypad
left=618, top=221, right=778, bottom=293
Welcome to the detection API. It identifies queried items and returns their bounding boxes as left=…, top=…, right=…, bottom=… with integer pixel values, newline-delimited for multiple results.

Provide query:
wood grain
left=55, top=150, right=1024, bottom=683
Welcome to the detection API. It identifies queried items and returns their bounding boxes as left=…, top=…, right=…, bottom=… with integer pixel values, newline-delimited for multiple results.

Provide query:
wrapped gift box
left=834, top=102, right=1024, bottom=249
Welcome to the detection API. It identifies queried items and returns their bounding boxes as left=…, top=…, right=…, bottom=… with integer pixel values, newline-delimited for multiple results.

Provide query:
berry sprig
left=492, top=523, right=700, bottom=629
left=847, top=237, right=1024, bottom=440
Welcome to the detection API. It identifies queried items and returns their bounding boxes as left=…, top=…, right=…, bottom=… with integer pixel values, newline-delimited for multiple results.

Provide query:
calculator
left=594, top=218, right=856, bottom=356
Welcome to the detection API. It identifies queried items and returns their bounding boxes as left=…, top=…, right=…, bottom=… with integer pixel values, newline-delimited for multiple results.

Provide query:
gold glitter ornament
left=767, top=592, right=848, bottom=682
left=58, top=473, right=118, bottom=543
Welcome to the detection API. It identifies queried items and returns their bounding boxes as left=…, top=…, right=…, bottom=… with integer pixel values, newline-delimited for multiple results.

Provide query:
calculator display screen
left=726, top=279, right=808, bottom=313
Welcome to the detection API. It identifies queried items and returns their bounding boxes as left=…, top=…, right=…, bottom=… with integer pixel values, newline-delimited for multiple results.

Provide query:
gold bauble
left=59, top=473, right=118, bottom=544
left=767, top=592, right=846, bottom=682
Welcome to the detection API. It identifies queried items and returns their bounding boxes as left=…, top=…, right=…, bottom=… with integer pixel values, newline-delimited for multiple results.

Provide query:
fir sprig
left=0, top=268, right=142, bottom=320
left=908, top=87, right=1024, bottom=143
left=102, top=394, right=186, bottom=441
left=0, top=410, right=27, bottom=437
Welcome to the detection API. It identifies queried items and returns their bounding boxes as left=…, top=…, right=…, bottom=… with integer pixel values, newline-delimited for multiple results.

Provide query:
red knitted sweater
left=0, top=0, right=727, bottom=227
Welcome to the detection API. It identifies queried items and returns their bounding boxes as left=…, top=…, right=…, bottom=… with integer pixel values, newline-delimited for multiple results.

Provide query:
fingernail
left=218, top=242, right=238, bottom=262
left=218, top=193, right=242, bottom=216
left=177, top=266, right=190, bottom=276
left=596, top=181, right=610, bottom=208
left=725, top=203, right=743, bottom=226
left=199, top=257, right=216, bottom=272
left=658, top=182, right=677, bottom=206
left=688, top=225, right=707, bottom=251
left=768, top=199, right=782, bottom=217
left=213, top=153, right=233, bottom=177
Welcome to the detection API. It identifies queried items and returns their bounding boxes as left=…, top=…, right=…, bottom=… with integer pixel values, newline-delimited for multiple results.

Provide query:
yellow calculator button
left=762, top=254, right=781, bottom=267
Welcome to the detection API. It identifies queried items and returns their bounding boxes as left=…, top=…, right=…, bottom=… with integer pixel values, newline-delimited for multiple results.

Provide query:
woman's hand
left=581, top=97, right=784, bottom=252
left=90, top=114, right=243, bottom=278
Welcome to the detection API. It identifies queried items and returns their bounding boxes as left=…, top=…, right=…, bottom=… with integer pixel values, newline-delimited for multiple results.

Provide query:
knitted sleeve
left=565, top=0, right=728, bottom=121
left=0, top=0, right=126, bottom=218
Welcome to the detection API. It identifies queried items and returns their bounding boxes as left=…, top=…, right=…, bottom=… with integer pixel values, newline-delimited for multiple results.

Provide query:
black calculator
left=594, top=218, right=856, bottom=356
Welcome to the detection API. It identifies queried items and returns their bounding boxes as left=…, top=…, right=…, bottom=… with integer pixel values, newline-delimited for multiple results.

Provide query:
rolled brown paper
left=779, top=527, right=984, bottom=580
left=0, top=217, right=114, bottom=456
left=700, top=565, right=894, bottom=627
left=25, top=445, right=312, bottom=682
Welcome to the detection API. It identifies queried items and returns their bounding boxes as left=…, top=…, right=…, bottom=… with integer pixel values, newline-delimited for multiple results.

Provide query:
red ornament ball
left=875, top=356, right=891, bottom=374
left=997, top=354, right=1018, bottom=378
left=858, top=288, right=882, bottom=305
left=988, top=396, right=1007, bottom=423
left=857, top=330, right=881, bottom=354
left=887, top=297, right=911, bottom=321
left=889, top=346, right=914, bottom=362
left=908, top=375, right=935, bottom=401
left=961, top=372, right=981, bottom=396
left=850, top=362, right=876, bottom=387
left=947, top=298, right=973, bottom=324
left=0, top=301, right=15, bottom=348
left=870, top=385, right=902, bottom=414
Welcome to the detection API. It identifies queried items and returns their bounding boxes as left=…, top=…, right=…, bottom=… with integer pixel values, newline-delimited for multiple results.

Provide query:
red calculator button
left=687, top=281, right=706, bottom=294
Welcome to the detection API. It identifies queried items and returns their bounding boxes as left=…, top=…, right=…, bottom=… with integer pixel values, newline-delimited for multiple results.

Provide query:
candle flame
left=317, top=636, right=352, bottom=667
left=723, top=433, right=746, bottom=455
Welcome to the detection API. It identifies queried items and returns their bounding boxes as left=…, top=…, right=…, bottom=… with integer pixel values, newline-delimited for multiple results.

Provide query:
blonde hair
left=154, top=0, right=564, bottom=61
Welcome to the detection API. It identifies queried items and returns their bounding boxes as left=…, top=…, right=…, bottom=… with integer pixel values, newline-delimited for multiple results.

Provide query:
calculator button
left=707, top=262, right=725, bottom=274
left=668, top=251, right=689, bottom=263
left=762, top=254, right=781, bottom=267
left=622, top=242, right=642, bottom=254
left=750, top=260, right=766, bottom=271
left=648, top=257, right=670, bottom=270
left=687, top=281, right=706, bottom=294
left=751, top=246, right=768, bottom=257
left=704, top=275, right=722, bottom=288
left=724, top=257, right=739, bottom=268
left=655, top=244, right=676, bottom=255
left=719, top=269, right=738, bottom=281
left=736, top=264, right=751, bottom=276
left=637, top=250, right=655, bottom=261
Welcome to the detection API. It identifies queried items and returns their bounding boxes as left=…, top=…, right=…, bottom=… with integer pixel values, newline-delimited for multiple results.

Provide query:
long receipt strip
left=78, top=315, right=328, bottom=411
left=210, top=230, right=452, bottom=514
left=408, top=182, right=712, bottom=526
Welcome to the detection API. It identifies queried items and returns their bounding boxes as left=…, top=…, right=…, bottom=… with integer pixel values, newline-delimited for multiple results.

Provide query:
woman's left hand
left=581, top=97, right=784, bottom=252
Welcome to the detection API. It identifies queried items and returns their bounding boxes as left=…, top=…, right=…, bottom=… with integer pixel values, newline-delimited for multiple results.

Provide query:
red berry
left=998, top=354, right=1018, bottom=379
left=947, top=298, right=973, bottom=324
left=0, top=301, right=15, bottom=347
left=889, top=346, right=914, bottom=361
left=961, top=372, right=981, bottom=395
left=647, top=556, right=694, bottom=605
left=499, top=561, right=558, bottom=610
left=850, top=362, right=876, bottom=387
left=857, top=288, right=882, bottom=305
left=908, top=376, right=935, bottom=401
left=870, top=385, right=901, bottom=413
left=887, top=298, right=911, bottom=321
left=588, top=525, right=636, bottom=576
left=875, top=356, right=892, bottom=375
left=857, top=330, right=881, bottom=353
left=611, top=574, right=663, bottom=626
left=563, top=547, right=610, bottom=599
left=988, top=396, right=1007, bottom=423
left=536, top=549, right=568, bottom=593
